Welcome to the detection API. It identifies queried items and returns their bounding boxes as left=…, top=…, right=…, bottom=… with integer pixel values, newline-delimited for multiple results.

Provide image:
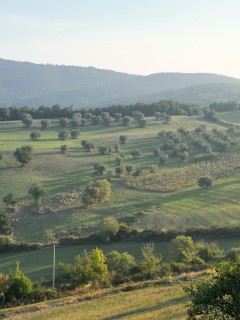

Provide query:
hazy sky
left=1, top=0, right=240, bottom=77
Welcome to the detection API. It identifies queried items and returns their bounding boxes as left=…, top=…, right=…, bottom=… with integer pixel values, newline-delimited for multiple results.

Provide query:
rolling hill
left=1, top=58, right=240, bottom=107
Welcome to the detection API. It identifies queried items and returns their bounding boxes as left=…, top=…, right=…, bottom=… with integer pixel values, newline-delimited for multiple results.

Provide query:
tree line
left=0, top=234, right=228, bottom=308
left=0, top=100, right=204, bottom=122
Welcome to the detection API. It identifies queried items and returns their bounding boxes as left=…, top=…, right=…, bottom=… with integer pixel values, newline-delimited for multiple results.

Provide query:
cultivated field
left=1, top=116, right=240, bottom=243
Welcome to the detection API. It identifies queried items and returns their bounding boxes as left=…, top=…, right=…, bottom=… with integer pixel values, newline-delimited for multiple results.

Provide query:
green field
left=1, top=116, right=240, bottom=244
left=0, top=236, right=240, bottom=282
left=218, top=110, right=240, bottom=124
left=1, top=114, right=240, bottom=319
left=4, top=284, right=187, bottom=320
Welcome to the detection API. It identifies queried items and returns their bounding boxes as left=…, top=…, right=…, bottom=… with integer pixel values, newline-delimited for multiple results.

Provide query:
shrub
left=115, top=166, right=126, bottom=177
left=30, top=131, right=41, bottom=140
left=5, top=263, right=33, bottom=305
left=82, top=179, right=111, bottom=207
left=119, top=135, right=128, bottom=144
left=58, top=130, right=68, bottom=140
left=41, top=119, right=50, bottom=129
left=60, top=144, right=68, bottom=154
left=198, top=176, right=213, bottom=188
left=131, top=149, right=141, bottom=159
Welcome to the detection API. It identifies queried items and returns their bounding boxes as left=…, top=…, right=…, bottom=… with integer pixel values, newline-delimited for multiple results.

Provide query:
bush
left=60, top=144, right=68, bottom=154
left=115, top=166, right=125, bottom=177
left=70, top=129, right=80, bottom=139
left=14, top=145, right=33, bottom=166
left=131, top=149, right=141, bottom=159
left=94, top=162, right=107, bottom=175
left=226, top=247, right=240, bottom=261
left=0, top=210, right=12, bottom=235
left=41, top=119, right=50, bottom=129
left=82, top=179, right=111, bottom=207
left=5, top=263, right=33, bottom=305
left=30, top=131, right=41, bottom=140
left=58, top=130, right=68, bottom=140
left=119, top=135, right=128, bottom=144
left=198, top=176, right=213, bottom=188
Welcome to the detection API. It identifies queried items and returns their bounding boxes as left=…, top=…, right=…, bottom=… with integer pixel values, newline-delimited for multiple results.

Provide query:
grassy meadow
left=218, top=110, right=240, bottom=124
left=3, top=284, right=187, bottom=320
left=1, top=113, right=240, bottom=319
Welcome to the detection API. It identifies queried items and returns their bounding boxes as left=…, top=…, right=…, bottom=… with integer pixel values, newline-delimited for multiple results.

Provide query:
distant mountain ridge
left=0, top=58, right=240, bottom=107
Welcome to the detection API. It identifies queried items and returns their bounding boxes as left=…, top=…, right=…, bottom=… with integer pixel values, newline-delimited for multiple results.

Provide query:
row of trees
left=0, top=100, right=204, bottom=122
left=0, top=232, right=228, bottom=309
left=0, top=236, right=239, bottom=318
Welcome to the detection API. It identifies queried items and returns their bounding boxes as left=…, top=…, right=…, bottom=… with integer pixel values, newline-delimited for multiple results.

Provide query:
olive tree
left=60, top=144, right=68, bottom=154
left=14, top=146, right=33, bottom=166
left=58, top=130, right=69, bottom=140
left=41, top=119, right=51, bottom=129
left=119, top=135, right=128, bottom=144
left=30, top=131, right=41, bottom=140
left=82, top=179, right=111, bottom=207
left=21, top=113, right=33, bottom=128
left=131, top=149, right=141, bottom=159
left=94, top=162, right=108, bottom=175
left=198, top=176, right=213, bottom=188
left=28, top=183, right=45, bottom=213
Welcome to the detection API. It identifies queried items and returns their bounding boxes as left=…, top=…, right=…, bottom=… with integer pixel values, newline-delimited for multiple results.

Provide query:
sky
left=0, top=0, right=240, bottom=77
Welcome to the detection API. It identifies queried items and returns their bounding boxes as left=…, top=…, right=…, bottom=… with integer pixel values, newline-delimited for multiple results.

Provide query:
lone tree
left=119, top=135, right=128, bottom=144
left=94, top=162, right=108, bottom=175
left=82, top=179, right=111, bottom=207
left=81, top=140, right=95, bottom=152
left=185, top=259, right=240, bottom=319
left=115, top=166, right=126, bottom=177
left=125, top=164, right=135, bottom=175
left=28, top=183, right=45, bottom=213
left=21, top=113, right=33, bottom=128
left=14, top=146, right=33, bottom=166
left=70, top=129, right=80, bottom=139
left=3, top=193, right=17, bottom=207
left=60, top=144, right=68, bottom=154
left=30, top=131, right=41, bottom=140
left=58, top=130, right=69, bottom=140
left=41, top=119, right=51, bottom=129
left=198, top=176, right=213, bottom=188
left=131, top=149, right=141, bottom=159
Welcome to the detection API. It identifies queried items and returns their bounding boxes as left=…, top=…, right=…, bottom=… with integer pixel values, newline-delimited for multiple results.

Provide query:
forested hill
left=1, top=58, right=240, bottom=107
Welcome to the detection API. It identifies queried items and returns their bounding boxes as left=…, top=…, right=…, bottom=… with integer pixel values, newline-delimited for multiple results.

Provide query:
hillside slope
left=1, top=58, right=240, bottom=107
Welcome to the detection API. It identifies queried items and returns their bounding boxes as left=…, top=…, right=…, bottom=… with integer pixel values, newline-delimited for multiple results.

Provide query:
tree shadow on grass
left=102, top=296, right=187, bottom=320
